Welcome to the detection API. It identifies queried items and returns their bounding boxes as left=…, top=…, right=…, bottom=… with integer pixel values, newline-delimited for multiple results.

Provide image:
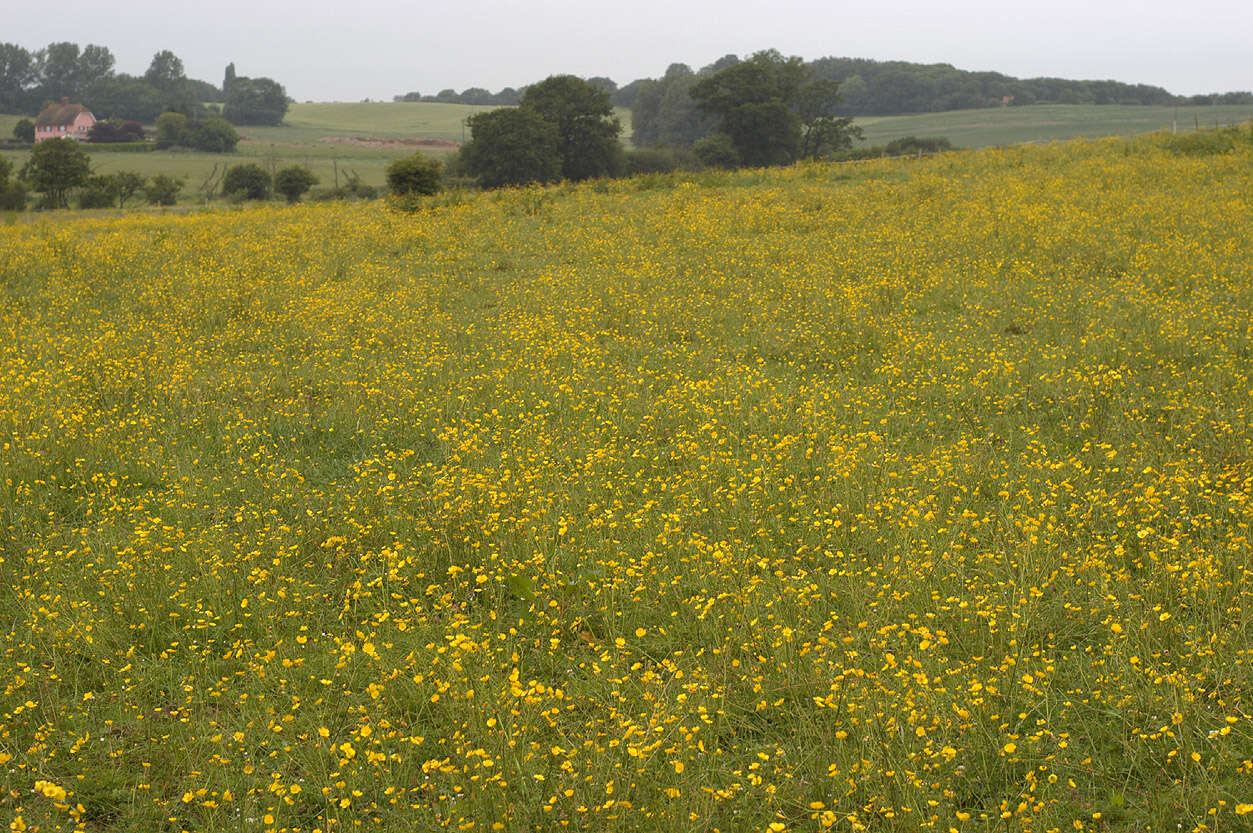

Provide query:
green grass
left=857, top=102, right=1253, bottom=148
left=3, top=100, right=1246, bottom=202
left=0, top=102, right=636, bottom=196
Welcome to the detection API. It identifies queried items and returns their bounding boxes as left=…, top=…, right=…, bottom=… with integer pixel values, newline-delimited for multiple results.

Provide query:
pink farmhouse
left=34, top=98, right=96, bottom=143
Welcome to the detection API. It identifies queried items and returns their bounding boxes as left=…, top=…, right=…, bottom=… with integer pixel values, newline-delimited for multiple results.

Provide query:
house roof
left=35, top=100, right=94, bottom=128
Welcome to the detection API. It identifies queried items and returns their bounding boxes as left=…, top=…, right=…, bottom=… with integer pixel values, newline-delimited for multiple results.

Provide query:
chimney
left=62, top=96, right=70, bottom=105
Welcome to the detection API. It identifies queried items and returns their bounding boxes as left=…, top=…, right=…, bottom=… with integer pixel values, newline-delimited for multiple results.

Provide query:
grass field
left=4, top=101, right=1249, bottom=201
left=857, top=102, right=1253, bottom=148
left=0, top=103, right=636, bottom=197
left=2, top=133, right=1252, bottom=832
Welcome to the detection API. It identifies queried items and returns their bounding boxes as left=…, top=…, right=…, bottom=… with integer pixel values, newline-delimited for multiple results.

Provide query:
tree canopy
left=19, top=137, right=91, bottom=209
left=520, top=75, right=622, bottom=181
left=223, top=76, right=289, bottom=126
left=690, top=50, right=859, bottom=167
left=0, top=42, right=279, bottom=123
left=460, top=108, right=561, bottom=188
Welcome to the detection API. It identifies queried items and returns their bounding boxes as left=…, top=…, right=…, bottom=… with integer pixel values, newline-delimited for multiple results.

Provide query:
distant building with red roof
left=34, top=97, right=96, bottom=143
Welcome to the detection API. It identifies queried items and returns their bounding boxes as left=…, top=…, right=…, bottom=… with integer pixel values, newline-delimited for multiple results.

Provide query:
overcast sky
left=7, top=0, right=1251, bottom=101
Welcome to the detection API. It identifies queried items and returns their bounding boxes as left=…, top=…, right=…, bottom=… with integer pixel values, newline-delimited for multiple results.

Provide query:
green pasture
left=859, top=102, right=1253, bottom=148
left=2, top=101, right=1248, bottom=202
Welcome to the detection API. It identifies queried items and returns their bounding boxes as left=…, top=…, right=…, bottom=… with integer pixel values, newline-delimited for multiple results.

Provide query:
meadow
left=1, top=133, right=1252, bottom=833
left=853, top=102, right=1253, bottom=148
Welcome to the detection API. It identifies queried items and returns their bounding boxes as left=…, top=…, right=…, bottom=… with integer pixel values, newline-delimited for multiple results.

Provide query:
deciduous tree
left=20, top=136, right=91, bottom=209
left=460, top=108, right=561, bottom=188
left=521, top=75, right=622, bottom=180
left=224, top=76, right=289, bottom=126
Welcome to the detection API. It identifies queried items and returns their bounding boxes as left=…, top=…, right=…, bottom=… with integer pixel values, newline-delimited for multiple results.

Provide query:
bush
left=274, top=166, right=318, bottom=203
left=188, top=118, right=239, bottom=152
left=1160, top=126, right=1247, bottom=157
left=0, top=181, right=26, bottom=210
left=222, top=164, right=271, bottom=201
left=0, top=156, right=25, bottom=210
left=386, top=152, right=443, bottom=195
left=88, top=120, right=146, bottom=143
left=154, top=112, right=239, bottom=152
left=12, top=119, right=34, bottom=144
left=832, top=145, right=887, bottom=161
left=693, top=133, right=740, bottom=169
left=145, top=174, right=183, bottom=206
left=884, top=136, right=955, bottom=156
left=154, top=112, right=189, bottom=149
left=79, top=174, right=119, bottom=209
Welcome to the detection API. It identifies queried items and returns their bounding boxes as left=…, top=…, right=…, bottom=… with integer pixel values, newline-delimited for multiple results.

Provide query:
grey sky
left=7, top=0, right=1251, bottom=101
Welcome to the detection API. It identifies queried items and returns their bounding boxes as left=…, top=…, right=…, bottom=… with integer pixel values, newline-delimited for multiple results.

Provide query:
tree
left=19, top=137, right=91, bottom=208
left=145, top=173, right=183, bottom=206
left=155, top=111, right=189, bottom=148
left=223, top=63, right=236, bottom=94
left=84, top=74, right=167, bottom=122
left=0, top=155, right=26, bottom=210
left=629, top=64, right=713, bottom=149
left=691, top=49, right=859, bottom=167
left=693, top=132, right=740, bottom=169
left=78, top=45, right=116, bottom=85
left=79, top=174, right=118, bottom=209
left=13, top=118, right=35, bottom=143
left=274, top=166, right=318, bottom=203
left=113, top=171, right=146, bottom=207
left=35, top=42, right=84, bottom=101
left=460, top=108, right=561, bottom=188
left=521, top=75, right=622, bottom=180
left=0, top=43, right=38, bottom=112
left=188, top=117, right=239, bottom=152
left=691, top=50, right=805, bottom=167
left=796, top=79, right=862, bottom=158
left=224, top=76, right=288, bottom=125
left=222, top=163, right=270, bottom=200
left=144, top=50, right=185, bottom=93
left=385, top=153, right=442, bottom=195
left=88, top=119, right=145, bottom=143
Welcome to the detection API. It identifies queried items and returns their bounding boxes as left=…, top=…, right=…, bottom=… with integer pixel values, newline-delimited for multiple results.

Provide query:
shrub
left=885, top=136, right=955, bottom=156
left=831, top=145, right=887, bottom=161
left=0, top=181, right=26, bottom=210
left=222, top=164, right=271, bottom=201
left=145, top=174, right=183, bottom=206
left=1160, top=127, right=1246, bottom=157
left=274, top=166, right=318, bottom=203
left=89, top=120, right=147, bottom=143
left=79, top=174, right=119, bottom=209
left=154, top=112, right=189, bottom=149
left=386, top=152, right=443, bottom=196
left=188, top=118, right=239, bottom=153
left=693, top=133, right=740, bottom=169
left=12, top=118, right=34, bottom=144
left=0, top=156, right=25, bottom=210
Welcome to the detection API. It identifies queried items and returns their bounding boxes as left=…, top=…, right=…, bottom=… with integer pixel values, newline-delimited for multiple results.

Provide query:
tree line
left=0, top=42, right=289, bottom=125
left=400, top=52, right=1253, bottom=153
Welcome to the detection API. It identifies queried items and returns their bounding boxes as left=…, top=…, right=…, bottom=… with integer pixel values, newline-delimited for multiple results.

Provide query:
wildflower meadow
left=1, top=134, right=1251, bottom=832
